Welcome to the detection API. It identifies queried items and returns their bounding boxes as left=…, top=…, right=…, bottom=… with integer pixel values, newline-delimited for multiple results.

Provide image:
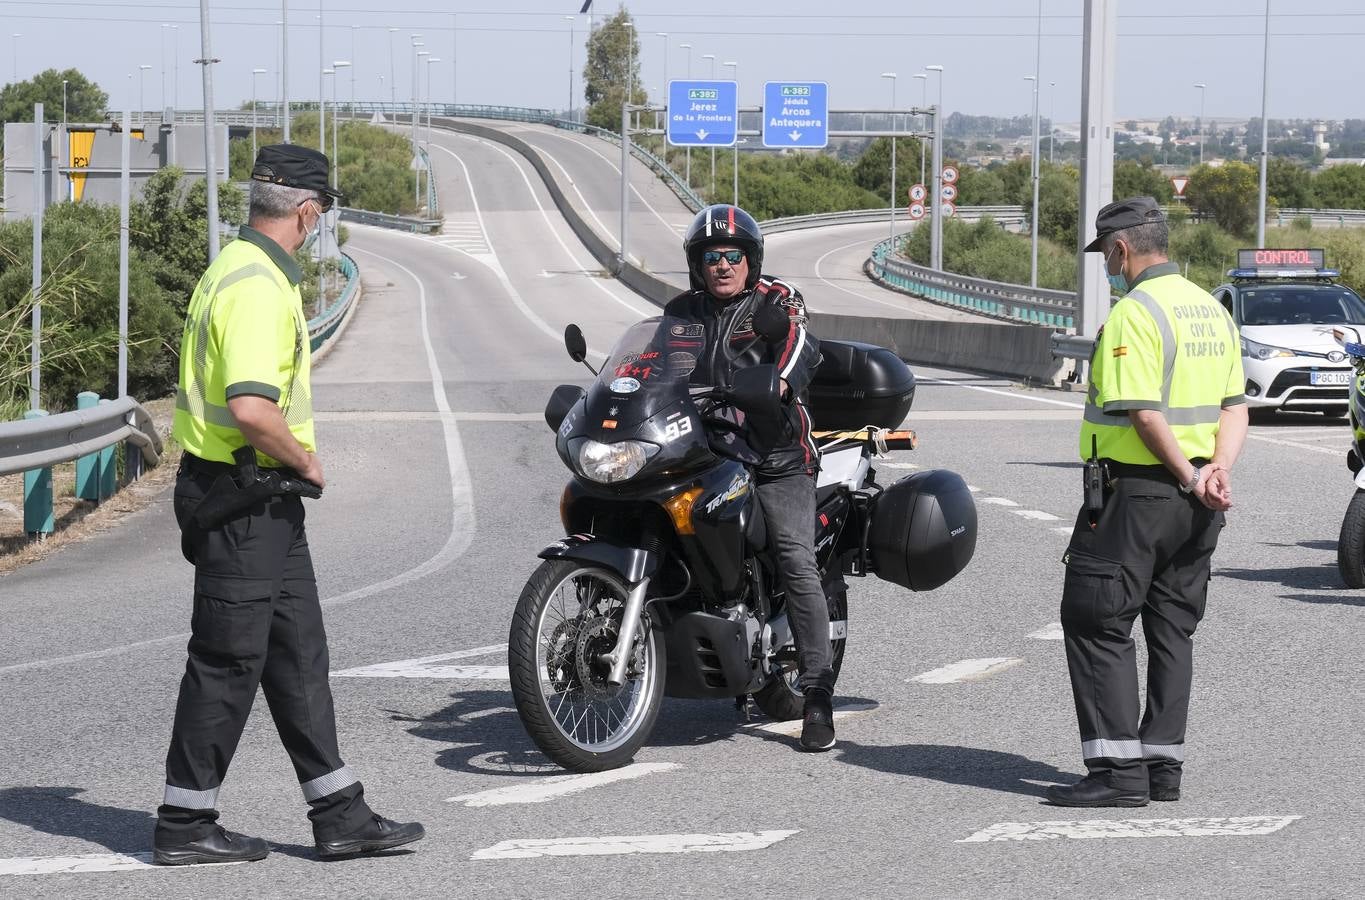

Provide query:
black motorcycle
left=1335, top=325, right=1365, bottom=587
left=508, top=314, right=977, bottom=772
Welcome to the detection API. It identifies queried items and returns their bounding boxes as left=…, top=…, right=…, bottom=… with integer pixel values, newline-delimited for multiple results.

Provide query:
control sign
left=908, top=202, right=926, bottom=220
left=667, top=80, right=738, bottom=147
left=908, top=183, right=927, bottom=203
left=941, top=165, right=959, bottom=184
left=761, top=81, right=829, bottom=148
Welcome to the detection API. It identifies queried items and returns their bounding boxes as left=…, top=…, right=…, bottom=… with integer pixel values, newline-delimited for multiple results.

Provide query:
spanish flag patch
left=1112, top=346, right=1128, bottom=358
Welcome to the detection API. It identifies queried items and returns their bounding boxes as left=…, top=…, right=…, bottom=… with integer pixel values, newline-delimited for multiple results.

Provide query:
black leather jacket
left=663, top=275, right=822, bottom=477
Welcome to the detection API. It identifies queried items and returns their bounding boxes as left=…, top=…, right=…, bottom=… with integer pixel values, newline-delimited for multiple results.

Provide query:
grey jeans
left=756, top=471, right=835, bottom=694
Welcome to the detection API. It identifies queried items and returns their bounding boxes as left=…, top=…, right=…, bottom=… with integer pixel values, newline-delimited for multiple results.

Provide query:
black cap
left=1083, top=196, right=1165, bottom=252
left=250, top=144, right=345, bottom=205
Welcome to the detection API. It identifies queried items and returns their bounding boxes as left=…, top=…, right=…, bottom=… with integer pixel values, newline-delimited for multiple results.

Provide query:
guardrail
left=1050, top=333, right=1097, bottom=360
left=339, top=207, right=441, bottom=233
left=762, top=205, right=1027, bottom=233
left=1274, top=207, right=1365, bottom=227
left=0, top=398, right=162, bottom=479
left=308, top=252, right=361, bottom=353
left=868, top=237, right=1079, bottom=328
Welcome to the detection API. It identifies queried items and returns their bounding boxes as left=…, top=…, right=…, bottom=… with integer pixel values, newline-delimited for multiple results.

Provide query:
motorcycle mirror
left=754, top=304, right=790, bottom=344
left=563, top=324, right=599, bottom=376
left=729, top=364, right=784, bottom=457
left=545, top=384, right=586, bottom=433
left=565, top=324, right=588, bottom=362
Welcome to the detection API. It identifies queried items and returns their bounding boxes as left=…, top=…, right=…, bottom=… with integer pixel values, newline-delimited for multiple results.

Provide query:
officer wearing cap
left=154, top=144, right=423, bottom=864
left=1048, top=196, right=1249, bottom=808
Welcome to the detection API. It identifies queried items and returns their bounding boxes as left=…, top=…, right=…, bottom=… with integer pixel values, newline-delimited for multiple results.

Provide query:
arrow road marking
left=957, top=816, right=1302, bottom=843
left=471, top=830, right=799, bottom=860
left=1027, top=623, right=1065, bottom=641
left=909, top=658, right=1023, bottom=684
left=447, top=762, right=680, bottom=807
left=741, top=701, right=879, bottom=736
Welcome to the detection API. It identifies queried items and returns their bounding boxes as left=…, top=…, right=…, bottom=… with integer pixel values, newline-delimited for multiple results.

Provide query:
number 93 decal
left=662, top=417, right=694, bottom=441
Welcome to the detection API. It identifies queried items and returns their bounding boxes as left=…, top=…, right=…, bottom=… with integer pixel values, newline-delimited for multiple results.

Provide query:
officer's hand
left=1196, top=465, right=1231, bottom=511
left=300, top=452, right=326, bottom=491
left=779, top=377, right=790, bottom=399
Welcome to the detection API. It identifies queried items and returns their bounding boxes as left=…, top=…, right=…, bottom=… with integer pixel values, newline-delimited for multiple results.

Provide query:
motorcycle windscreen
left=581, top=317, right=700, bottom=432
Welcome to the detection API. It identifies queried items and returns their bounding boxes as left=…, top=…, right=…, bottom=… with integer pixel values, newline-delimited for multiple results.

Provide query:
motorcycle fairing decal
left=670, top=323, right=705, bottom=337
left=704, top=471, right=751, bottom=514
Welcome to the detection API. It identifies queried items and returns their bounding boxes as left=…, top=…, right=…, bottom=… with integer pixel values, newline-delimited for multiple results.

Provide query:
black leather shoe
left=1150, top=783, right=1181, bottom=802
left=1045, top=775, right=1148, bottom=808
left=153, top=827, right=270, bottom=866
left=316, top=815, right=425, bottom=860
left=799, top=688, right=836, bottom=752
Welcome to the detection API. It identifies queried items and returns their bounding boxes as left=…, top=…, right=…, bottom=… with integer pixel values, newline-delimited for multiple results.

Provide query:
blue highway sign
left=667, top=80, right=738, bottom=147
left=761, top=81, right=828, bottom=149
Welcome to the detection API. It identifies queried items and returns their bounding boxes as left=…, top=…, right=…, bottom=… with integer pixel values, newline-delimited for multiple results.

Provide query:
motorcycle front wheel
left=508, top=559, right=666, bottom=772
left=752, top=587, right=848, bottom=721
left=1338, top=490, right=1365, bottom=588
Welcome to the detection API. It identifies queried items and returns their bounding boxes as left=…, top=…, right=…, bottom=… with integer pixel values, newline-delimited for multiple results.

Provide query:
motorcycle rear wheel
left=1338, top=490, right=1365, bottom=588
left=752, top=588, right=848, bottom=721
left=508, top=560, right=666, bottom=772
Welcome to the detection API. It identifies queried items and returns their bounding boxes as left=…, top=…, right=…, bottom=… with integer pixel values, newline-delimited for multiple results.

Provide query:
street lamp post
left=913, top=72, right=928, bottom=186
left=1049, top=80, right=1057, bottom=163
left=11, top=34, right=20, bottom=82
left=161, top=23, right=170, bottom=112
left=349, top=25, right=357, bottom=109
left=424, top=56, right=439, bottom=144
left=252, top=67, right=267, bottom=159
left=1194, top=81, right=1207, bottom=166
left=332, top=61, right=350, bottom=175
left=925, top=64, right=945, bottom=271
left=138, top=64, right=152, bottom=125
left=656, top=32, right=669, bottom=100
left=1025, top=74, right=1041, bottom=288
left=679, top=42, right=692, bottom=186
left=564, top=16, right=575, bottom=121
left=1256, top=0, right=1271, bottom=246
left=411, top=36, right=425, bottom=144
left=317, top=9, right=325, bottom=161
left=388, top=28, right=398, bottom=108
left=725, top=61, right=738, bottom=206
left=703, top=54, right=716, bottom=197
left=62, top=79, right=68, bottom=128
left=172, top=23, right=180, bottom=110
left=279, top=11, right=289, bottom=141
left=881, top=73, right=898, bottom=248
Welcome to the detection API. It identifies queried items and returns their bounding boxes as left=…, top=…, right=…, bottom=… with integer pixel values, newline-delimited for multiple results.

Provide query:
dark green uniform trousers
left=156, top=456, right=372, bottom=844
left=1060, top=463, right=1224, bottom=792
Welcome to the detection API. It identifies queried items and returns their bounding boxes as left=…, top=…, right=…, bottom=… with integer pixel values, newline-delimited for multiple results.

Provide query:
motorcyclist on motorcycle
left=662, top=204, right=835, bottom=751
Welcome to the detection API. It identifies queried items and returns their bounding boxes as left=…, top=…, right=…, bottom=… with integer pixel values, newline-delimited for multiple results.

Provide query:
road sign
left=667, top=80, right=738, bottom=147
left=761, top=81, right=828, bottom=149
left=1172, top=176, right=1189, bottom=197
left=941, top=165, right=959, bottom=184
left=908, top=183, right=927, bottom=203
left=941, top=183, right=958, bottom=202
left=941, top=200, right=956, bottom=218
left=908, top=202, right=926, bottom=220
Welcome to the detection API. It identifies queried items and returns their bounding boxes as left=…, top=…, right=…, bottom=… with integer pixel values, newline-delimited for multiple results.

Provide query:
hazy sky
left=3, top=1, right=1362, bottom=124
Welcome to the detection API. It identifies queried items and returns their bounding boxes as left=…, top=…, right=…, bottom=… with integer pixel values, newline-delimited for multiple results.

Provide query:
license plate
left=1311, top=370, right=1351, bottom=386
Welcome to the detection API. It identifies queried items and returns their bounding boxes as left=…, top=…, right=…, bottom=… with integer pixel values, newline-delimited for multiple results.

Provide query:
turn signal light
left=662, top=487, right=705, bottom=535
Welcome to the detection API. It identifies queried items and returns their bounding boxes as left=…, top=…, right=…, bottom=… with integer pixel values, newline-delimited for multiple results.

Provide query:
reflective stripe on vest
left=1083, top=288, right=1227, bottom=429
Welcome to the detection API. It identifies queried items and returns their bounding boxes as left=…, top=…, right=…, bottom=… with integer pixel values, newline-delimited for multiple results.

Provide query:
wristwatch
left=1179, top=466, right=1202, bottom=494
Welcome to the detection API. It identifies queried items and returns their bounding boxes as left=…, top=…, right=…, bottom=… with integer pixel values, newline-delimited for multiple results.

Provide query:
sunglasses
left=702, top=249, right=745, bottom=267
left=299, top=194, right=335, bottom=213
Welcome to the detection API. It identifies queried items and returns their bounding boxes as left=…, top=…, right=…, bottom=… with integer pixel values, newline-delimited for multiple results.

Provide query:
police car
left=1212, top=249, right=1365, bottom=417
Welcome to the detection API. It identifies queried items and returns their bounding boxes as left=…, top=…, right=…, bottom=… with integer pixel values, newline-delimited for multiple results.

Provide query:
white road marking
left=447, top=762, right=680, bottom=807
left=909, top=657, right=1023, bottom=684
left=957, top=816, right=1302, bottom=843
left=741, top=701, right=880, bottom=737
left=471, top=830, right=800, bottom=860
left=1052, top=526, right=1075, bottom=536
left=811, top=236, right=958, bottom=320
left=1013, top=509, right=1061, bottom=521
left=879, top=462, right=920, bottom=469
left=979, top=497, right=1020, bottom=507
left=1027, top=623, right=1065, bottom=641
left=531, top=127, right=685, bottom=238
left=0, top=852, right=244, bottom=875
left=1245, top=432, right=1339, bottom=457
left=906, top=409, right=1078, bottom=420
left=332, top=644, right=508, bottom=679
left=966, top=485, right=982, bottom=492
left=918, top=376, right=1087, bottom=409
left=316, top=411, right=542, bottom=423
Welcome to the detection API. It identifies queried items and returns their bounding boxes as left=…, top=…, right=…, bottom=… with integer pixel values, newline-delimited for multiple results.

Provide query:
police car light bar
left=1230, top=248, right=1336, bottom=280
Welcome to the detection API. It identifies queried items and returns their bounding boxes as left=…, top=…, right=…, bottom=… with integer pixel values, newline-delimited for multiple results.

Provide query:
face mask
left=1106, top=245, right=1128, bottom=295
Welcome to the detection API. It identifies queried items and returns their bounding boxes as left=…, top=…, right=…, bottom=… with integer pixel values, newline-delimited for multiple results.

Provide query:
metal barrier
left=338, top=207, right=441, bottom=233
left=0, top=398, right=162, bottom=479
left=1274, top=207, right=1365, bottom=227
left=868, top=237, right=1079, bottom=328
left=308, top=252, right=361, bottom=353
left=763, top=206, right=1026, bottom=233
left=1050, top=333, right=1097, bottom=360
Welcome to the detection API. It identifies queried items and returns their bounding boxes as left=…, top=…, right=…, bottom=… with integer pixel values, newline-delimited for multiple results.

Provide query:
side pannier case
left=807, top=340, right=916, bottom=431
left=866, top=469, right=977, bottom=591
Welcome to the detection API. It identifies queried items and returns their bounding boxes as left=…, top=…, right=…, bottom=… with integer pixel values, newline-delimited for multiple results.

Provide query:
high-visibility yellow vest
left=1080, top=269, right=1244, bottom=464
left=173, top=227, right=314, bottom=466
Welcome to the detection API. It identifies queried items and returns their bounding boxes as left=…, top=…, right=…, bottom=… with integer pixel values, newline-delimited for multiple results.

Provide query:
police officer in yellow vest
left=1047, top=197, right=1249, bottom=808
left=154, top=145, right=423, bottom=864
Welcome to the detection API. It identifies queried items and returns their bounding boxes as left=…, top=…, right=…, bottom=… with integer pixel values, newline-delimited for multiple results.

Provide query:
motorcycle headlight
left=1240, top=337, right=1296, bottom=361
left=576, top=439, right=655, bottom=483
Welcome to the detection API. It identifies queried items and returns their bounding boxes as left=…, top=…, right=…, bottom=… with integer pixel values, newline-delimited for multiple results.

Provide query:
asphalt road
left=0, top=124, right=1361, bottom=898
